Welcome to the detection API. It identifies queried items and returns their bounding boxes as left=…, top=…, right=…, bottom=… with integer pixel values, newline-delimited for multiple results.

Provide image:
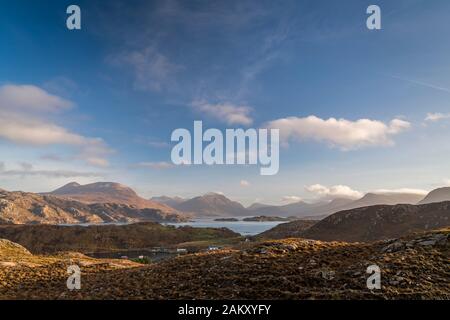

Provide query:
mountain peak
left=174, top=192, right=246, bottom=217
left=418, top=187, right=450, bottom=205
left=48, top=181, right=178, bottom=213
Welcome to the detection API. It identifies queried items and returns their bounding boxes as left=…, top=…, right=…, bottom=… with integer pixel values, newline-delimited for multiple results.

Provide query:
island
left=243, top=216, right=295, bottom=222
left=214, top=218, right=240, bottom=222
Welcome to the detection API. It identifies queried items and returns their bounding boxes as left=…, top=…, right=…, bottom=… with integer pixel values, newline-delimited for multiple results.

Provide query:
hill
left=0, top=222, right=240, bottom=254
left=255, top=220, right=317, bottom=239
left=418, top=187, right=450, bottom=204
left=301, top=201, right=450, bottom=242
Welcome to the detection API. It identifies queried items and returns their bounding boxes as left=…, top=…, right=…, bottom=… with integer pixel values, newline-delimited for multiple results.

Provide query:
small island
left=214, top=218, right=239, bottom=222
left=243, top=216, right=294, bottom=222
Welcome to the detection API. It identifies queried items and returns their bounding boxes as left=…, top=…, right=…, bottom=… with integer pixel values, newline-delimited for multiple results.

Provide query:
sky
left=0, top=0, right=450, bottom=205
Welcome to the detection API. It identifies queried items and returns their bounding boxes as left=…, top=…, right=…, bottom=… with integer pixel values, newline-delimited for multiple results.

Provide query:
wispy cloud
left=265, top=115, right=410, bottom=150
left=134, top=161, right=175, bottom=169
left=191, top=101, right=253, bottom=126
left=0, top=162, right=102, bottom=178
left=109, top=46, right=183, bottom=92
left=281, top=195, right=302, bottom=203
left=425, top=112, right=450, bottom=122
left=390, top=75, right=450, bottom=94
left=240, top=180, right=250, bottom=187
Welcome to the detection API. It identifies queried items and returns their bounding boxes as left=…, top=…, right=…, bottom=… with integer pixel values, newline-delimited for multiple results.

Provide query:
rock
left=382, top=241, right=404, bottom=253
left=418, top=240, right=436, bottom=246
left=320, top=270, right=335, bottom=280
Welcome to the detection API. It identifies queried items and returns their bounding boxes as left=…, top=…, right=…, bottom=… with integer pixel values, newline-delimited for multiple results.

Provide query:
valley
left=0, top=182, right=449, bottom=300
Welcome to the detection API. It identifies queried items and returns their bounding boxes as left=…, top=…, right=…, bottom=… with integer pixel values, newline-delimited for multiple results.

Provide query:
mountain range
left=1, top=181, right=450, bottom=224
left=153, top=188, right=446, bottom=219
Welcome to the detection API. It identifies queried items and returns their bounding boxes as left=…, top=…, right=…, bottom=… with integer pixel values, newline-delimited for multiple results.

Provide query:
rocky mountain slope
left=418, top=187, right=450, bottom=205
left=49, top=182, right=177, bottom=213
left=0, top=189, right=186, bottom=224
left=0, top=222, right=239, bottom=254
left=301, top=201, right=450, bottom=242
left=1, top=229, right=448, bottom=299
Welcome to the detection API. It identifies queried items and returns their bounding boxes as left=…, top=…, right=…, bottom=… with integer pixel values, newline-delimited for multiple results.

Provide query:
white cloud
left=240, top=180, right=250, bottom=187
left=425, top=112, right=450, bottom=122
left=0, top=84, right=72, bottom=112
left=265, top=115, right=410, bottom=150
left=371, top=188, right=428, bottom=195
left=0, top=84, right=112, bottom=167
left=305, top=184, right=363, bottom=200
left=135, top=161, right=174, bottom=169
left=281, top=195, right=302, bottom=203
left=191, top=101, right=253, bottom=126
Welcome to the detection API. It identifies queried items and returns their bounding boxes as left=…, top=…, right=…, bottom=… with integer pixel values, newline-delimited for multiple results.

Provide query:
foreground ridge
left=1, top=229, right=448, bottom=300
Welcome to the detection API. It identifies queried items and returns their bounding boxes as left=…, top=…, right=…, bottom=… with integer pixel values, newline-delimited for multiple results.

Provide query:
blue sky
left=0, top=0, right=450, bottom=205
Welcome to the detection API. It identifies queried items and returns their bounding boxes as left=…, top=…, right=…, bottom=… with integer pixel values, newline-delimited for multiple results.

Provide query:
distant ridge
left=351, top=192, right=425, bottom=208
left=247, top=192, right=426, bottom=218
